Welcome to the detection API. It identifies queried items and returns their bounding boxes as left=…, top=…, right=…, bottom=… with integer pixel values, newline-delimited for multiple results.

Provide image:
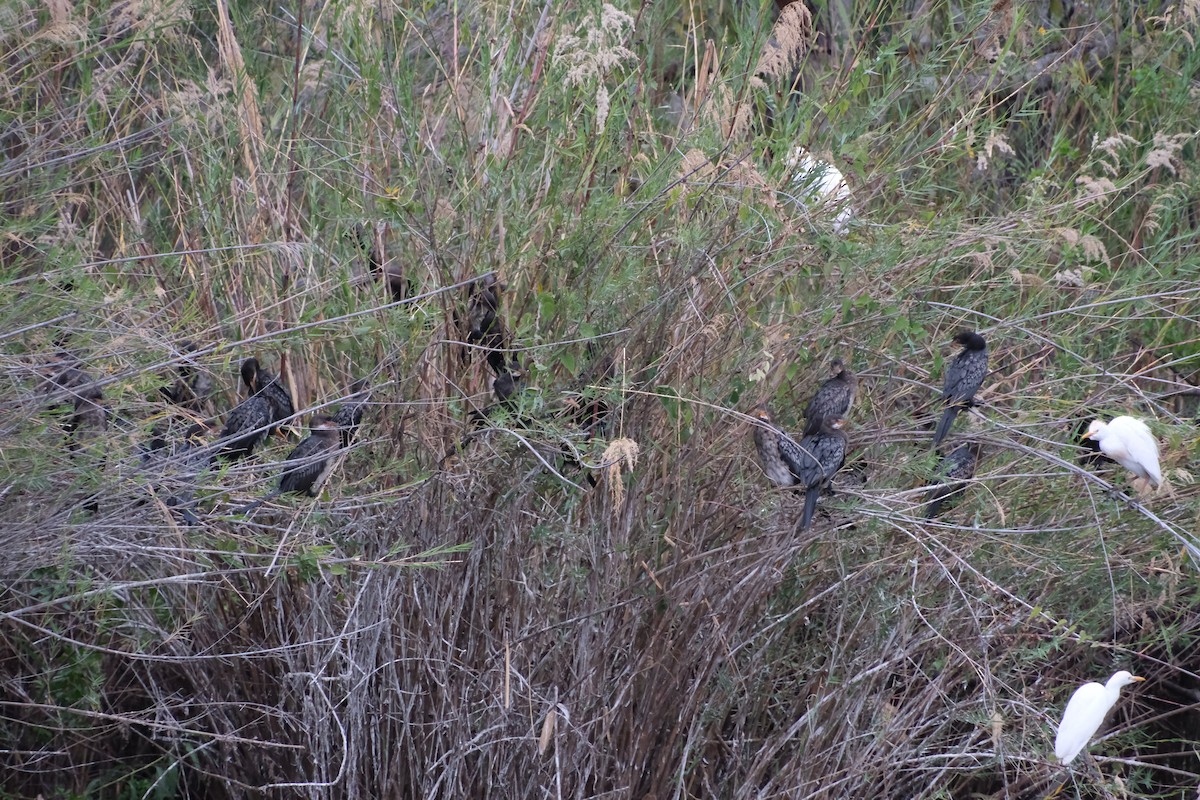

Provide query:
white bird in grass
left=1081, top=415, right=1162, bottom=489
left=785, top=147, right=854, bottom=235
left=1054, top=670, right=1144, bottom=765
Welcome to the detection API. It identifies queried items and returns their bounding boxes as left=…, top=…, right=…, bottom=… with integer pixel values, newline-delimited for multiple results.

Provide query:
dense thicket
left=2, top=0, right=1199, bottom=797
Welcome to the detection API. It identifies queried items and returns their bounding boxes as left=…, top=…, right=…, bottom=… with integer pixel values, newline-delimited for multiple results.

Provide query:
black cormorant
left=790, top=418, right=849, bottom=531
left=161, top=343, right=215, bottom=412
left=239, top=417, right=341, bottom=514
left=803, top=358, right=857, bottom=435
left=492, top=360, right=524, bottom=406
left=242, top=357, right=295, bottom=433
left=933, top=330, right=988, bottom=447
left=331, top=379, right=370, bottom=448
left=218, top=395, right=272, bottom=460
left=925, top=441, right=981, bottom=519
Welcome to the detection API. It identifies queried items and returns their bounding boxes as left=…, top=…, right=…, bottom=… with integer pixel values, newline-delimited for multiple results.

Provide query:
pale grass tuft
left=1053, top=228, right=1109, bottom=266
left=706, top=82, right=752, bottom=141
left=754, top=3, right=813, bottom=83
left=602, top=437, right=640, bottom=511
left=36, top=0, right=87, bottom=47
left=554, top=2, right=637, bottom=132
left=1055, top=227, right=1080, bottom=246
left=1052, top=267, right=1088, bottom=287
left=1161, top=0, right=1200, bottom=27
left=1094, top=132, right=1138, bottom=162
left=167, top=70, right=233, bottom=135
left=1079, top=234, right=1109, bottom=264
left=1145, top=132, right=1189, bottom=175
left=1142, top=183, right=1186, bottom=234
left=1011, top=268, right=1047, bottom=287
left=1075, top=174, right=1117, bottom=203
left=595, top=84, right=611, bottom=133
left=675, top=148, right=717, bottom=198
left=107, top=0, right=192, bottom=41
left=976, top=131, right=1014, bottom=172
left=723, top=160, right=777, bottom=208
left=699, top=313, right=731, bottom=345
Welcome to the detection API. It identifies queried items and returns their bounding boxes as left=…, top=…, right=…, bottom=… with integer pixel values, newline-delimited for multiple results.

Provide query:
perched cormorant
left=1082, top=416, right=1162, bottom=489
left=466, top=273, right=501, bottom=345
left=790, top=418, right=850, bottom=531
left=239, top=417, right=341, bottom=515
left=492, top=360, right=524, bottom=406
left=803, top=358, right=857, bottom=435
left=277, top=417, right=341, bottom=496
left=460, top=273, right=510, bottom=372
left=242, top=357, right=295, bottom=433
left=39, top=354, right=108, bottom=443
left=161, top=343, right=215, bottom=412
left=925, top=441, right=981, bottom=519
left=331, top=379, right=370, bottom=448
left=354, top=222, right=410, bottom=301
left=933, top=330, right=988, bottom=447
left=152, top=422, right=213, bottom=526
left=218, top=395, right=273, bottom=460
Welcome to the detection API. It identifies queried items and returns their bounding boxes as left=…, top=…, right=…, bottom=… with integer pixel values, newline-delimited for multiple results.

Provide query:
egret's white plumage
left=1054, top=670, right=1144, bottom=765
left=786, top=147, right=854, bottom=235
left=1083, top=416, right=1162, bottom=489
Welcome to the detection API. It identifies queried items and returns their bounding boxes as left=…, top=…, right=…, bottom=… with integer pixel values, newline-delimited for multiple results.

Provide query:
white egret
left=1082, top=416, right=1162, bottom=489
left=785, top=147, right=854, bottom=235
left=1054, top=670, right=1144, bottom=765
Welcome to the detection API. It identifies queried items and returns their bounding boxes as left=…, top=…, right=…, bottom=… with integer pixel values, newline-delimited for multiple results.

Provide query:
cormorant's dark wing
left=278, top=435, right=338, bottom=496
left=332, top=383, right=370, bottom=447
left=803, top=375, right=854, bottom=435
left=778, top=430, right=819, bottom=486
left=256, top=371, right=295, bottom=429
left=219, top=396, right=272, bottom=459
left=942, top=348, right=988, bottom=405
left=795, top=428, right=848, bottom=530
left=925, top=442, right=980, bottom=518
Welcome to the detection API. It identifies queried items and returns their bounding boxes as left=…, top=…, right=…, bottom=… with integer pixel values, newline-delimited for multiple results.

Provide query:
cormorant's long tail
left=801, top=485, right=820, bottom=530
left=237, top=491, right=280, bottom=517
left=932, top=406, right=959, bottom=447
left=924, top=487, right=948, bottom=519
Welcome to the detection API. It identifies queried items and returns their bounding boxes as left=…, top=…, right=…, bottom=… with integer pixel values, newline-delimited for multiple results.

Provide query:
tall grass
left=2, top=0, right=1199, bottom=797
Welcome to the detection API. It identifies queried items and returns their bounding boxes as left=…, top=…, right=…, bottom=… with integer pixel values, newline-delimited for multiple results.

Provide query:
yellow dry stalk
left=602, top=437, right=640, bottom=511
left=752, top=2, right=813, bottom=85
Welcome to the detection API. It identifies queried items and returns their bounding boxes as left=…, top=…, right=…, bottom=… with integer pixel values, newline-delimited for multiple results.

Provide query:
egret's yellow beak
left=1131, top=675, right=1146, bottom=682
left=1081, top=430, right=1095, bottom=440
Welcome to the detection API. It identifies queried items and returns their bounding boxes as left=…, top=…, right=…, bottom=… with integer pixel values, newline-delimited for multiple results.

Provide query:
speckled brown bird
left=752, top=405, right=806, bottom=488
left=925, top=441, right=981, bottom=519
left=803, top=358, right=858, bottom=435
left=933, top=330, right=988, bottom=447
